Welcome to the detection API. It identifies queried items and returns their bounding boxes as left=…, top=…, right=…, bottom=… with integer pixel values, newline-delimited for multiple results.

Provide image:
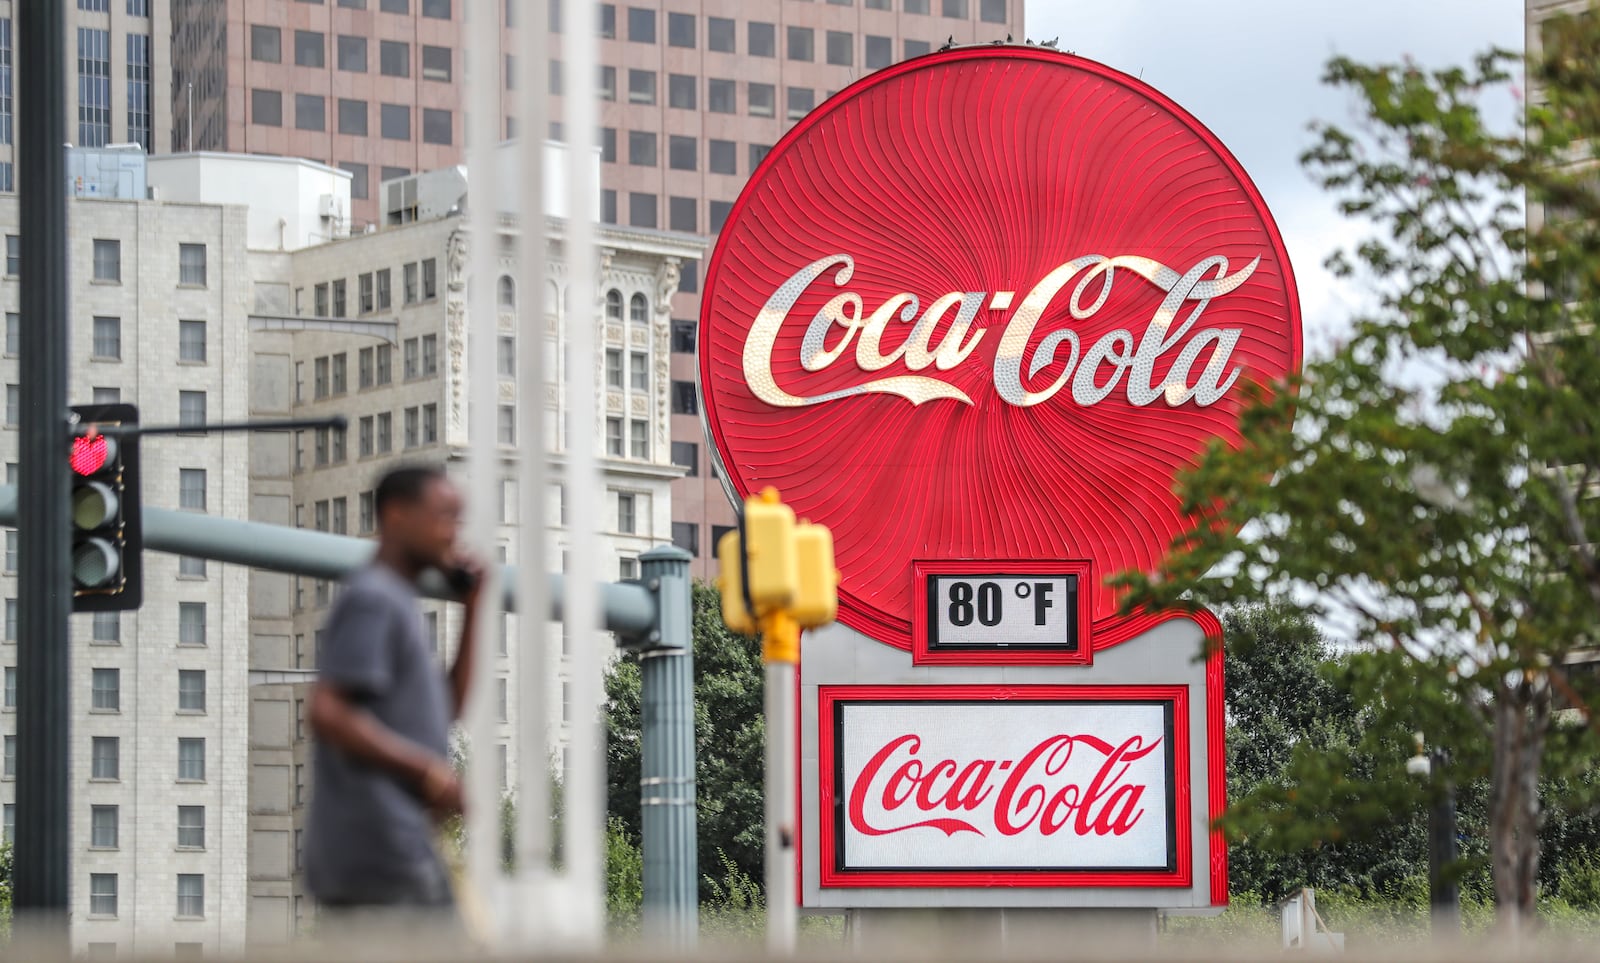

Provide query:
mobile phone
left=445, top=564, right=478, bottom=595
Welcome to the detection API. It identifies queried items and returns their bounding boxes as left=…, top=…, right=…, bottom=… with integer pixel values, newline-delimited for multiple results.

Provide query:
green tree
left=607, top=582, right=766, bottom=900
left=0, top=841, right=10, bottom=939
left=1117, top=14, right=1600, bottom=933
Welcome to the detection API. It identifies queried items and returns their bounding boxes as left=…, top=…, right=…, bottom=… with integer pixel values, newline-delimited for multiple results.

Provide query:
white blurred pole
left=513, top=0, right=554, bottom=944
left=464, top=0, right=505, bottom=941
left=561, top=0, right=605, bottom=946
left=766, top=663, right=797, bottom=954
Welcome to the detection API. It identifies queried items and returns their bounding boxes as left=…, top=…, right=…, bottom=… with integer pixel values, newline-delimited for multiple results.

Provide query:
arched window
left=497, top=275, right=516, bottom=309
left=629, top=292, right=648, bottom=325
left=545, top=280, right=561, bottom=313
left=605, top=289, right=623, bottom=322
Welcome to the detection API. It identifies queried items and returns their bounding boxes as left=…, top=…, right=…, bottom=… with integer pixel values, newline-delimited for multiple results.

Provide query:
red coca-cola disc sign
left=699, top=47, right=1301, bottom=649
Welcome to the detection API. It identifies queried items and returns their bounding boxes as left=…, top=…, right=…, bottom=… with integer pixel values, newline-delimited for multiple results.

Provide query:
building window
left=668, top=134, right=694, bottom=169
left=605, top=417, right=623, bottom=456
left=178, top=670, right=206, bottom=712
left=93, top=239, right=121, bottom=283
left=422, top=334, right=438, bottom=374
left=628, top=70, right=656, bottom=106
left=680, top=262, right=697, bottom=294
left=77, top=28, right=111, bottom=147
left=619, top=557, right=638, bottom=580
left=359, top=273, right=374, bottom=314
left=177, top=806, right=205, bottom=849
left=498, top=336, right=515, bottom=377
left=404, top=407, right=419, bottom=448
left=251, top=24, right=281, bottom=62
left=179, top=468, right=207, bottom=511
left=671, top=319, right=697, bottom=353
left=377, top=412, right=392, bottom=451
left=381, top=103, right=410, bottom=140
left=91, top=805, right=118, bottom=848
left=708, top=78, right=735, bottom=114
left=665, top=11, right=695, bottom=47
left=788, top=87, right=815, bottom=121
left=333, top=354, right=348, bottom=393
left=497, top=405, right=515, bottom=445
left=91, top=736, right=119, bottom=779
left=2, top=666, right=12, bottom=708
left=672, top=521, right=699, bottom=556
left=671, top=380, right=698, bottom=414
left=296, top=93, right=326, bottom=131
left=605, top=350, right=623, bottom=388
left=91, top=667, right=119, bottom=711
left=906, top=0, right=930, bottom=11
left=421, top=0, right=450, bottom=17
left=630, top=419, right=648, bottom=459
left=295, top=29, right=325, bottom=67
left=4, top=313, right=16, bottom=355
left=422, top=404, right=437, bottom=443
left=92, top=611, right=118, bottom=643
left=176, top=875, right=204, bottom=919
left=749, top=21, right=775, bottom=57
left=423, top=258, right=437, bottom=298
left=337, top=98, right=369, bottom=138
left=376, top=344, right=393, bottom=385
left=709, top=200, right=734, bottom=234
left=179, top=556, right=206, bottom=577
left=865, top=35, right=892, bottom=69
left=359, top=491, right=375, bottom=533
left=314, top=284, right=329, bottom=318
left=91, top=316, right=121, bottom=359
left=179, top=391, right=206, bottom=429
left=942, top=0, right=968, bottom=16
left=4, top=235, right=15, bottom=275
left=178, top=320, right=206, bottom=362
left=378, top=39, right=410, bottom=78
left=668, top=74, right=696, bottom=111
left=708, top=15, right=735, bottom=52
left=332, top=279, right=347, bottom=317
left=178, top=738, right=205, bottom=781
left=627, top=5, right=655, bottom=42
left=787, top=26, right=814, bottom=61
left=617, top=492, right=636, bottom=533
left=981, top=0, right=1006, bottom=21
left=629, top=352, right=649, bottom=390
left=422, top=108, right=452, bottom=145
left=1, top=803, right=10, bottom=843
left=422, top=44, right=451, bottom=81
left=709, top=139, right=736, bottom=175
left=89, top=874, right=117, bottom=916
left=179, top=601, right=206, bottom=646
left=252, top=88, right=282, bottom=126
left=340, top=160, right=370, bottom=200
left=629, top=130, right=657, bottom=166
left=92, top=388, right=119, bottom=404
left=906, top=38, right=932, bottom=58
left=599, top=65, right=617, bottom=101
left=629, top=193, right=657, bottom=229
left=3, top=530, right=12, bottom=570
left=827, top=30, right=853, bottom=66
left=600, top=127, right=617, bottom=163
left=601, top=190, right=617, bottom=224
left=604, top=289, right=624, bottom=322
left=179, top=243, right=206, bottom=286
left=359, top=415, right=374, bottom=455
left=749, top=83, right=775, bottom=118
left=669, top=196, right=696, bottom=232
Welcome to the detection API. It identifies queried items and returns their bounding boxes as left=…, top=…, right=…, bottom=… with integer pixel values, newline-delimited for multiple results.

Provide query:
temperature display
left=925, top=574, right=1079, bottom=650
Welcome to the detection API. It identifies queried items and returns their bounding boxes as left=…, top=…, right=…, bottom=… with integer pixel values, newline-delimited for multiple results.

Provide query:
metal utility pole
left=637, top=545, right=698, bottom=949
left=764, top=619, right=799, bottom=954
left=15, top=0, right=72, bottom=941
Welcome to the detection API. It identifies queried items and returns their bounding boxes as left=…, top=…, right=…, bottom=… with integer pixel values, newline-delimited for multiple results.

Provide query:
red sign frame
left=818, top=683, right=1191, bottom=889
left=912, top=559, right=1094, bottom=666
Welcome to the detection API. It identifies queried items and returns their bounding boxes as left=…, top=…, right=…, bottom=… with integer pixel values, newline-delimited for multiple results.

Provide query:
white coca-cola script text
left=743, top=253, right=1261, bottom=409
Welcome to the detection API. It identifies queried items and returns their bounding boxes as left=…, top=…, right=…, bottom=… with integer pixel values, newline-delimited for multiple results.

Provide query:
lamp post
left=1407, top=734, right=1459, bottom=938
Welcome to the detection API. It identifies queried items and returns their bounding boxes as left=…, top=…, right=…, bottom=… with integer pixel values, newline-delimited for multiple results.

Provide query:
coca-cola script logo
left=700, top=48, right=1301, bottom=648
left=833, top=698, right=1176, bottom=871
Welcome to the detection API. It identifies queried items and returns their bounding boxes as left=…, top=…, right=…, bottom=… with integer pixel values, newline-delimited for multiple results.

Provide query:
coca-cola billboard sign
left=700, top=48, right=1301, bottom=649
left=820, top=686, right=1191, bottom=887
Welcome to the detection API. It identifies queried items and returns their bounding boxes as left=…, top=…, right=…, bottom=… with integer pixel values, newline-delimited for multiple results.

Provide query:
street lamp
left=1408, top=732, right=1460, bottom=938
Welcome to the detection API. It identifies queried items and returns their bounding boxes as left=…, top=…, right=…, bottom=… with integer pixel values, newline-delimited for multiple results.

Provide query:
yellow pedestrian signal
left=713, top=487, right=838, bottom=660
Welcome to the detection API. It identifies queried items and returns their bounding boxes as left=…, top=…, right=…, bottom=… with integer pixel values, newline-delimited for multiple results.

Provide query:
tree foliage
left=1117, top=16, right=1600, bottom=931
left=606, top=582, right=767, bottom=900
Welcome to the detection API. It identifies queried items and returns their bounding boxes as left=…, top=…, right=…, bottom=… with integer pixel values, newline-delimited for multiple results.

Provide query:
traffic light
left=714, top=487, right=838, bottom=639
left=69, top=403, right=141, bottom=611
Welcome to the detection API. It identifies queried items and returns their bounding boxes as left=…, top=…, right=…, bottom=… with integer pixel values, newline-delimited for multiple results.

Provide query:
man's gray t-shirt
left=306, top=564, right=453, bottom=905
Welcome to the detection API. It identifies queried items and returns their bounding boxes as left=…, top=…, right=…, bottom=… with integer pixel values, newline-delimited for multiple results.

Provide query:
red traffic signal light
left=69, top=405, right=141, bottom=611
left=71, top=434, right=112, bottom=476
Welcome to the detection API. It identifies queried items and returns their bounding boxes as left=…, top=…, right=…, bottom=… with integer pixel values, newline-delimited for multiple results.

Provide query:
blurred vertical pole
left=464, top=0, right=506, bottom=940
left=14, top=0, right=73, bottom=947
left=561, top=0, right=605, bottom=945
left=1430, top=749, right=1460, bottom=939
left=765, top=660, right=797, bottom=953
left=513, top=0, right=554, bottom=943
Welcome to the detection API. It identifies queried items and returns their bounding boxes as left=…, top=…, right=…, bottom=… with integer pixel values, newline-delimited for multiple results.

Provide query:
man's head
left=373, top=464, right=462, bottom=570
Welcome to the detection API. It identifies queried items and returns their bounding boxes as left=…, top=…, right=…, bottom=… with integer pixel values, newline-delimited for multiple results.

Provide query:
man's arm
left=446, top=557, right=487, bottom=721
left=308, top=682, right=462, bottom=815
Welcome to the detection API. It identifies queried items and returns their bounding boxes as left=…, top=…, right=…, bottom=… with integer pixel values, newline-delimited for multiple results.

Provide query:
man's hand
left=420, top=756, right=465, bottom=820
left=449, top=552, right=487, bottom=609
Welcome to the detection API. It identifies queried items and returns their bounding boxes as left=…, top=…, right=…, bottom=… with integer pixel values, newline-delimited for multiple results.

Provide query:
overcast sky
left=1024, top=0, right=1524, bottom=355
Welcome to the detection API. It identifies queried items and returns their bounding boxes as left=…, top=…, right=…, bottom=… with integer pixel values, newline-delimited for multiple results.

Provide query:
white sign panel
left=835, top=700, right=1174, bottom=871
left=926, top=575, right=1077, bottom=648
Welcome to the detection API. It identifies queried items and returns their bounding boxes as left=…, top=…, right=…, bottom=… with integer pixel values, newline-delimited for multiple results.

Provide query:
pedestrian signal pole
left=716, top=488, right=838, bottom=955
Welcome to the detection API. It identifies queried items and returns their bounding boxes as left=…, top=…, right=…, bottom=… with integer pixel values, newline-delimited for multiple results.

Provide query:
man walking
left=305, top=464, right=484, bottom=938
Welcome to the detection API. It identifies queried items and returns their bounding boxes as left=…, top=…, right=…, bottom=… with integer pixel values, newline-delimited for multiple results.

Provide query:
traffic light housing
left=714, top=487, right=838, bottom=638
left=69, top=403, right=141, bottom=611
